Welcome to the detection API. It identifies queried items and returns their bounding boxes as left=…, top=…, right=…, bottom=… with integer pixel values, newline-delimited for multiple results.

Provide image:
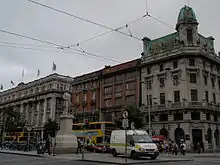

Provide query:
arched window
left=187, top=29, right=193, bottom=43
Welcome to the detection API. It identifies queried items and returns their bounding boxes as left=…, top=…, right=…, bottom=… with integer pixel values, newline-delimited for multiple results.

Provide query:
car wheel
left=131, top=151, right=137, bottom=160
left=112, top=149, right=117, bottom=157
left=150, top=156, right=157, bottom=160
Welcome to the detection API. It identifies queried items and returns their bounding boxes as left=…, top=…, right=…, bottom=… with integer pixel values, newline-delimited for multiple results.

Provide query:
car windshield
left=132, top=135, right=152, bottom=143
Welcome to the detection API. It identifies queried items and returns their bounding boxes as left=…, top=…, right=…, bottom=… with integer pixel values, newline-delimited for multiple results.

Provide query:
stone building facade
left=141, top=6, right=220, bottom=151
left=0, top=73, right=74, bottom=137
left=100, top=59, right=141, bottom=122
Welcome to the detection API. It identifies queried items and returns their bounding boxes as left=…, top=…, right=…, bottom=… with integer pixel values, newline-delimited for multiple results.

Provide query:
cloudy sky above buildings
left=0, top=0, right=219, bottom=90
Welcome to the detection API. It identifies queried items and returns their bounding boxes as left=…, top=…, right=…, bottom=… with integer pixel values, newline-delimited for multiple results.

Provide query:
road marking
left=21, top=159, right=72, bottom=165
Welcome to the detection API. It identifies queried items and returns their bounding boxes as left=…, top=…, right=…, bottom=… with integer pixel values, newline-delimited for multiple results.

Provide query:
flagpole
left=36, top=69, right=40, bottom=79
left=22, top=69, right=24, bottom=82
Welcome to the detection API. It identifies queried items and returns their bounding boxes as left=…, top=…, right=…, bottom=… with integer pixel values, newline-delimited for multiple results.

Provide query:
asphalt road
left=0, top=154, right=107, bottom=165
left=145, top=157, right=220, bottom=165
left=1, top=153, right=220, bottom=165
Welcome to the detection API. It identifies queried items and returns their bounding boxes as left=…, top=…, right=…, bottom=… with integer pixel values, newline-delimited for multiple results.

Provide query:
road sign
left=122, top=119, right=129, bottom=129
left=122, top=110, right=128, bottom=119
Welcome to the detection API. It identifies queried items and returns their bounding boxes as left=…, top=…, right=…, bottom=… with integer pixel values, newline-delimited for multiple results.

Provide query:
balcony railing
left=151, top=101, right=220, bottom=111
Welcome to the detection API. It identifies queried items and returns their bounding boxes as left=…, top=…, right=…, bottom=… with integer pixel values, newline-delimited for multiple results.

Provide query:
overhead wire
left=0, top=44, right=116, bottom=62
left=148, top=14, right=175, bottom=30
left=0, top=29, right=120, bottom=63
left=28, top=0, right=143, bottom=42
left=67, top=14, right=147, bottom=48
left=0, top=41, right=55, bottom=48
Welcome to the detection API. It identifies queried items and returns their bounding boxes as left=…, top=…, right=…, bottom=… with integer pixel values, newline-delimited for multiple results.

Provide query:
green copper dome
left=176, top=5, right=198, bottom=30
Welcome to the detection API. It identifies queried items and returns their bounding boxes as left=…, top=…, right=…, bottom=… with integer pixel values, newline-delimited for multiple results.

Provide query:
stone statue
left=63, top=92, right=72, bottom=115
left=56, top=91, right=77, bottom=154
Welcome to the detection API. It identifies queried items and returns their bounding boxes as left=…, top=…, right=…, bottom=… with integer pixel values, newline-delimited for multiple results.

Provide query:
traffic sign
left=122, top=110, right=128, bottom=119
left=122, top=119, right=129, bottom=129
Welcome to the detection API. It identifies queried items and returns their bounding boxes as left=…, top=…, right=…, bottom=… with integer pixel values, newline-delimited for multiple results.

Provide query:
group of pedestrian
left=167, top=139, right=186, bottom=156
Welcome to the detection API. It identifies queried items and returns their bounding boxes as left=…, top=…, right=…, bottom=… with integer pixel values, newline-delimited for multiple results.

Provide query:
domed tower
left=176, top=5, right=199, bottom=46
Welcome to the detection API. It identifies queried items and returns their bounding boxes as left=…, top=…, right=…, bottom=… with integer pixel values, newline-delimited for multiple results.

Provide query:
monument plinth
left=54, top=92, right=78, bottom=154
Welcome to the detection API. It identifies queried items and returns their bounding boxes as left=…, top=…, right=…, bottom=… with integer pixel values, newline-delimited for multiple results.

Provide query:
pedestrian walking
left=43, top=138, right=51, bottom=155
left=197, top=142, right=201, bottom=154
left=172, top=143, right=178, bottom=155
left=180, top=141, right=186, bottom=156
left=76, top=139, right=82, bottom=154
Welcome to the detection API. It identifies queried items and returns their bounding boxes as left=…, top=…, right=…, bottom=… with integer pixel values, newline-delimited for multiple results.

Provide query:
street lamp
left=82, top=88, right=87, bottom=160
left=1, top=114, right=7, bottom=149
left=140, top=80, right=157, bottom=136
left=26, top=125, right=32, bottom=152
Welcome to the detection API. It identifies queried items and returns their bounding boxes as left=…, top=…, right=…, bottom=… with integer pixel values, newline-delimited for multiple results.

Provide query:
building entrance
left=192, top=129, right=203, bottom=150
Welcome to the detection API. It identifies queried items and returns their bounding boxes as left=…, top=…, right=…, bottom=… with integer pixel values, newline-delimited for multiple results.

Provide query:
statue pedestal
left=54, top=114, right=78, bottom=154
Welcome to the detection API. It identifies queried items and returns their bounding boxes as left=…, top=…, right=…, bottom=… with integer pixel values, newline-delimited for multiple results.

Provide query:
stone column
left=36, top=101, right=40, bottom=127
left=25, top=104, right=30, bottom=123
left=50, top=95, right=56, bottom=120
left=212, top=129, right=216, bottom=152
left=20, top=103, right=24, bottom=122
left=43, top=98, right=47, bottom=124
left=31, top=103, right=35, bottom=126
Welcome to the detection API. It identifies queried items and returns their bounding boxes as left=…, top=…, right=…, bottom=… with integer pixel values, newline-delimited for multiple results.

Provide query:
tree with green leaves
left=115, top=105, right=145, bottom=129
left=43, top=118, right=59, bottom=138
left=0, top=108, right=25, bottom=134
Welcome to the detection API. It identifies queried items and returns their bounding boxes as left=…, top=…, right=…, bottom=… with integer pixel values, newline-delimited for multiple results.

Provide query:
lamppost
left=140, top=81, right=157, bottom=136
left=26, top=125, right=32, bottom=152
left=1, top=113, right=7, bottom=149
left=82, top=88, right=87, bottom=160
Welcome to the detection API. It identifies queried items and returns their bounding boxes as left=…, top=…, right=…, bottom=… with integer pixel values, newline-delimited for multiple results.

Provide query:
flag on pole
left=37, top=69, right=40, bottom=78
left=0, top=84, right=3, bottom=90
left=11, top=80, right=14, bottom=86
left=52, top=62, right=56, bottom=72
left=22, top=69, right=24, bottom=82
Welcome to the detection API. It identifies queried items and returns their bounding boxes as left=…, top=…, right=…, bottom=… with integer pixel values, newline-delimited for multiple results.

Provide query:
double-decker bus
left=5, top=128, right=35, bottom=143
left=72, top=121, right=116, bottom=144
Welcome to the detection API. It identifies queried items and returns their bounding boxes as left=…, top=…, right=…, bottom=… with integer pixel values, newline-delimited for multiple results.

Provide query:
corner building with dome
left=141, top=6, right=220, bottom=151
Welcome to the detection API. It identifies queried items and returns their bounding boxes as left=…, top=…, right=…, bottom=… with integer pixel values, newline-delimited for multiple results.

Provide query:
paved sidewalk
left=0, top=149, right=43, bottom=157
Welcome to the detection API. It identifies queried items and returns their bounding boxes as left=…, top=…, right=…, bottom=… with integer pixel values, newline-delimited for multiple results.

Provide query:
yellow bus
left=5, top=130, right=35, bottom=143
left=72, top=121, right=116, bottom=144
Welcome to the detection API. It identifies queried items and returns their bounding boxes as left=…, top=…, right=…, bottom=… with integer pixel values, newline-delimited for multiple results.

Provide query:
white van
left=110, top=130, right=159, bottom=159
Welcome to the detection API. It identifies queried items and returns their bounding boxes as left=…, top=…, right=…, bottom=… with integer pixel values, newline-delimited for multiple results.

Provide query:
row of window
left=75, top=91, right=96, bottom=102
left=73, top=81, right=98, bottom=91
left=0, top=83, right=69, bottom=103
left=190, top=73, right=220, bottom=89
left=147, top=90, right=218, bottom=105
left=146, top=58, right=220, bottom=75
left=145, top=72, right=220, bottom=90
left=203, top=60, right=220, bottom=74
left=103, top=72, right=137, bottom=84
left=157, top=112, right=219, bottom=122
left=104, top=95, right=136, bottom=107
left=104, top=82, right=136, bottom=95
left=146, top=75, right=179, bottom=89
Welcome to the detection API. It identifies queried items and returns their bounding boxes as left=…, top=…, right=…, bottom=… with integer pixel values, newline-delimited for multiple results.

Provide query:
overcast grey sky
left=0, top=0, right=219, bottom=90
